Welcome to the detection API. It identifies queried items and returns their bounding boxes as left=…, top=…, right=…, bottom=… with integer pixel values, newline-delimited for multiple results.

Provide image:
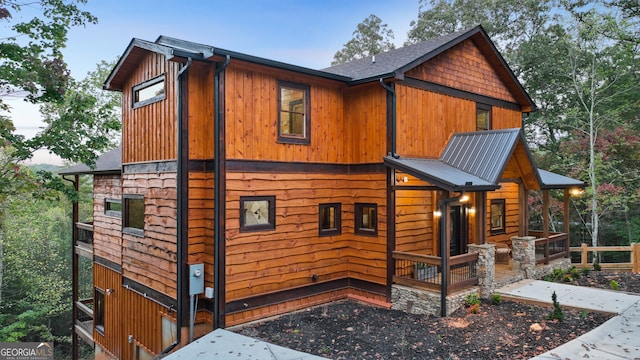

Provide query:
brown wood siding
left=224, top=172, right=386, bottom=302
left=395, top=189, right=435, bottom=254
left=93, top=175, right=122, bottom=264
left=492, top=106, right=522, bottom=129
left=121, top=288, right=175, bottom=359
left=188, top=63, right=215, bottom=160
left=406, top=39, right=517, bottom=103
left=396, top=85, right=475, bottom=158
left=225, top=62, right=357, bottom=163
left=188, top=172, right=214, bottom=290
left=122, top=52, right=180, bottom=163
left=122, top=172, right=177, bottom=297
left=94, top=264, right=123, bottom=359
left=343, top=84, right=388, bottom=163
left=487, top=182, right=520, bottom=244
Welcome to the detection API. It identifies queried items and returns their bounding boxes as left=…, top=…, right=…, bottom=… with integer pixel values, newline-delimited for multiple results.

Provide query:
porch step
left=494, top=270, right=524, bottom=290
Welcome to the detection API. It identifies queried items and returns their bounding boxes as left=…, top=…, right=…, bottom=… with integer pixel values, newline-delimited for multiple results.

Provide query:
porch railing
left=392, top=251, right=479, bottom=294
left=76, top=222, right=94, bottom=244
left=529, top=231, right=569, bottom=264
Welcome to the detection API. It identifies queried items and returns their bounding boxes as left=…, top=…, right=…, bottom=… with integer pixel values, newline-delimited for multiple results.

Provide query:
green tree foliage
left=332, top=14, right=395, bottom=65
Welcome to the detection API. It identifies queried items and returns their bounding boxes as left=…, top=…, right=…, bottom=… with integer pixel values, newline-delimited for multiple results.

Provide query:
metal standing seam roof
left=385, top=128, right=584, bottom=192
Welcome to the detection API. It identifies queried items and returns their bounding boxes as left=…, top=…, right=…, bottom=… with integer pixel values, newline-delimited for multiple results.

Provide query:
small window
left=133, top=74, right=166, bottom=108
left=240, top=196, right=276, bottom=232
left=476, top=103, right=491, bottom=131
left=319, top=203, right=341, bottom=236
left=123, top=195, right=144, bottom=236
left=355, top=203, right=377, bottom=236
left=94, top=287, right=105, bottom=334
left=278, top=81, right=310, bottom=144
left=105, top=198, right=122, bottom=217
left=490, top=199, right=506, bottom=234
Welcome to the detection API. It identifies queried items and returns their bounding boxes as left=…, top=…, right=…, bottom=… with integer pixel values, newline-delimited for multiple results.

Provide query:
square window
left=94, top=287, right=105, bottom=335
left=319, top=203, right=341, bottom=236
left=490, top=199, right=506, bottom=234
left=355, top=203, right=377, bottom=236
left=476, top=103, right=491, bottom=131
left=123, top=195, right=144, bottom=236
left=240, top=196, right=276, bottom=232
left=133, top=74, right=166, bottom=108
left=278, top=81, right=310, bottom=144
left=105, top=198, right=122, bottom=217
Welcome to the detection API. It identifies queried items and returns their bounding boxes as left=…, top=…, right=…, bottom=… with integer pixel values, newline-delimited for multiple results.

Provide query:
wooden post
left=563, top=189, right=570, bottom=258
left=581, top=243, right=588, bottom=268
left=543, top=190, right=550, bottom=264
left=631, top=243, right=640, bottom=274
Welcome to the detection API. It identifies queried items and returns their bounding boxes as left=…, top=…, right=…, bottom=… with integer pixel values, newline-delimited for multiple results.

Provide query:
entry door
left=449, top=205, right=468, bottom=256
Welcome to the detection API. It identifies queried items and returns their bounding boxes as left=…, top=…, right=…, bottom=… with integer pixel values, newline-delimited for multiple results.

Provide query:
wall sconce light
left=460, top=194, right=470, bottom=203
left=569, top=188, right=584, bottom=196
left=396, top=176, right=408, bottom=183
left=433, top=210, right=442, bottom=218
left=106, top=288, right=114, bottom=296
left=468, top=207, right=476, bottom=215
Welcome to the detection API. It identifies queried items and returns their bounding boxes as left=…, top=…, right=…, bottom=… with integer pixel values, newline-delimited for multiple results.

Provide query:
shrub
left=568, top=266, right=581, bottom=279
left=465, top=293, right=480, bottom=306
left=581, top=268, right=591, bottom=277
left=610, top=280, right=619, bottom=291
left=548, top=291, right=564, bottom=322
left=593, top=260, right=601, bottom=271
left=491, top=294, right=502, bottom=305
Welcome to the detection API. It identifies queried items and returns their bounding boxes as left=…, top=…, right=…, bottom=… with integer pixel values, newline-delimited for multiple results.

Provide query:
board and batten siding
left=121, top=52, right=180, bottom=164
left=121, top=172, right=178, bottom=298
left=94, top=264, right=123, bottom=360
left=93, top=175, right=122, bottom=265
left=224, top=172, right=386, bottom=300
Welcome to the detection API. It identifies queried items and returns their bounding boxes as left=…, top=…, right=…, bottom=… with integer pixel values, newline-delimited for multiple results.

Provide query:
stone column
left=511, top=236, right=537, bottom=278
left=468, top=244, right=495, bottom=297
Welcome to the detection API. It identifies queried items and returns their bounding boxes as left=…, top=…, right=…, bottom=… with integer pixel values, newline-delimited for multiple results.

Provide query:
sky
left=6, top=0, right=422, bottom=164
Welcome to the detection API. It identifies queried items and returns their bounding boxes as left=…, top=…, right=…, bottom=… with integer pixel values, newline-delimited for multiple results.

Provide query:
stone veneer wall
left=468, top=244, right=495, bottom=297
left=391, top=285, right=478, bottom=316
left=511, top=236, right=571, bottom=278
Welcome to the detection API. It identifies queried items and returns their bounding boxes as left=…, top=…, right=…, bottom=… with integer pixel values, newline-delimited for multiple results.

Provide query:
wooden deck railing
left=529, top=231, right=569, bottom=265
left=392, top=251, right=479, bottom=294
left=570, top=243, right=640, bottom=273
left=76, top=222, right=94, bottom=244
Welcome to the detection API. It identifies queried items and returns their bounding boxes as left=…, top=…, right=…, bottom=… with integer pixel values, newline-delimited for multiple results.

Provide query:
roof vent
left=371, top=55, right=376, bottom=64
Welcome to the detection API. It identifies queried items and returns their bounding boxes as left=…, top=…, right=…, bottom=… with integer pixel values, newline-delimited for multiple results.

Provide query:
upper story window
left=94, top=287, right=105, bottom=334
left=476, top=103, right=492, bottom=131
left=133, top=74, right=166, bottom=109
left=355, top=203, right=378, bottom=236
left=319, top=203, right=341, bottom=236
left=123, top=195, right=144, bottom=236
left=278, top=81, right=310, bottom=144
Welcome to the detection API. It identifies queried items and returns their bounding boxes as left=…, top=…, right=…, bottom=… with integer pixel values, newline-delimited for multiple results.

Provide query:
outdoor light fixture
left=396, top=176, right=408, bottom=183
left=459, top=193, right=470, bottom=203
left=569, top=188, right=584, bottom=196
left=468, top=207, right=476, bottom=215
left=433, top=210, right=442, bottom=217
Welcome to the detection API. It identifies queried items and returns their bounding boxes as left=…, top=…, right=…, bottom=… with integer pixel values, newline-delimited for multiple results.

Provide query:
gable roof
left=59, top=146, right=122, bottom=175
left=384, top=129, right=583, bottom=192
left=104, top=26, right=535, bottom=111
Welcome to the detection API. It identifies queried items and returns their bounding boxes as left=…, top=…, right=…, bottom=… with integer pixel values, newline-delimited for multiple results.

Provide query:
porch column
left=542, top=190, right=550, bottom=264
left=468, top=244, right=495, bottom=297
left=511, top=236, right=537, bottom=278
left=563, top=189, right=570, bottom=258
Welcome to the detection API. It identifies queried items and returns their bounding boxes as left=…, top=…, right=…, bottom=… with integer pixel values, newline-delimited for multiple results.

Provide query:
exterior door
left=449, top=205, right=468, bottom=256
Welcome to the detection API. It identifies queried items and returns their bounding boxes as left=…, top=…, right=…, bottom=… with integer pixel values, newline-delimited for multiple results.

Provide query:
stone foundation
left=468, top=244, right=495, bottom=297
left=511, top=236, right=572, bottom=278
left=391, top=285, right=478, bottom=316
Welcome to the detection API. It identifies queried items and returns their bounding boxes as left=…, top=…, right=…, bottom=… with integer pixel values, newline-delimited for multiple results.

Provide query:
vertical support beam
left=72, top=175, right=79, bottom=360
left=581, top=243, right=588, bottom=268
left=543, top=190, right=550, bottom=264
left=563, top=189, right=570, bottom=258
left=520, top=184, right=528, bottom=237
left=475, top=192, right=486, bottom=244
left=386, top=169, right=395, bottom=303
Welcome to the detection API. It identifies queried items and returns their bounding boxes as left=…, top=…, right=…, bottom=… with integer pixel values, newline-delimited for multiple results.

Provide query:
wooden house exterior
left=62, top=25, right=583, bottom=359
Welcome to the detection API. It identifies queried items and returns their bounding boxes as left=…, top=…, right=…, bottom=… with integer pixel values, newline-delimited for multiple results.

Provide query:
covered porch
left=384, top=129, right=584, bottom=316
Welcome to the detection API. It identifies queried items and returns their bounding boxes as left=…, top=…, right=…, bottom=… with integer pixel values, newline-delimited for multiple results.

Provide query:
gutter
left=161, top=57, right=192, bottom=354
left=214, top=55, right=231, bottom=329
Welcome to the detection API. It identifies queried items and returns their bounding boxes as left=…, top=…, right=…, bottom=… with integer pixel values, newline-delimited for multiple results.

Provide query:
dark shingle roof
left=59, top=146, right=122, bottom=175
left=323, top=27, right=473, bottom=81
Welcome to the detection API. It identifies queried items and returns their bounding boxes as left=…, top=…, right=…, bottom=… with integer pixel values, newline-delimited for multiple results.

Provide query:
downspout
left=380, top=78, right=396, bottom=303
left=214, top=55, right=230, bottom=329
left=161, top=57, right=192, bottom=354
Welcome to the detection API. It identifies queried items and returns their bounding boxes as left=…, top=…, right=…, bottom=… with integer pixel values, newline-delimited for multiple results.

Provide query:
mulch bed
left=236, top=271, right=639, bottom=359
